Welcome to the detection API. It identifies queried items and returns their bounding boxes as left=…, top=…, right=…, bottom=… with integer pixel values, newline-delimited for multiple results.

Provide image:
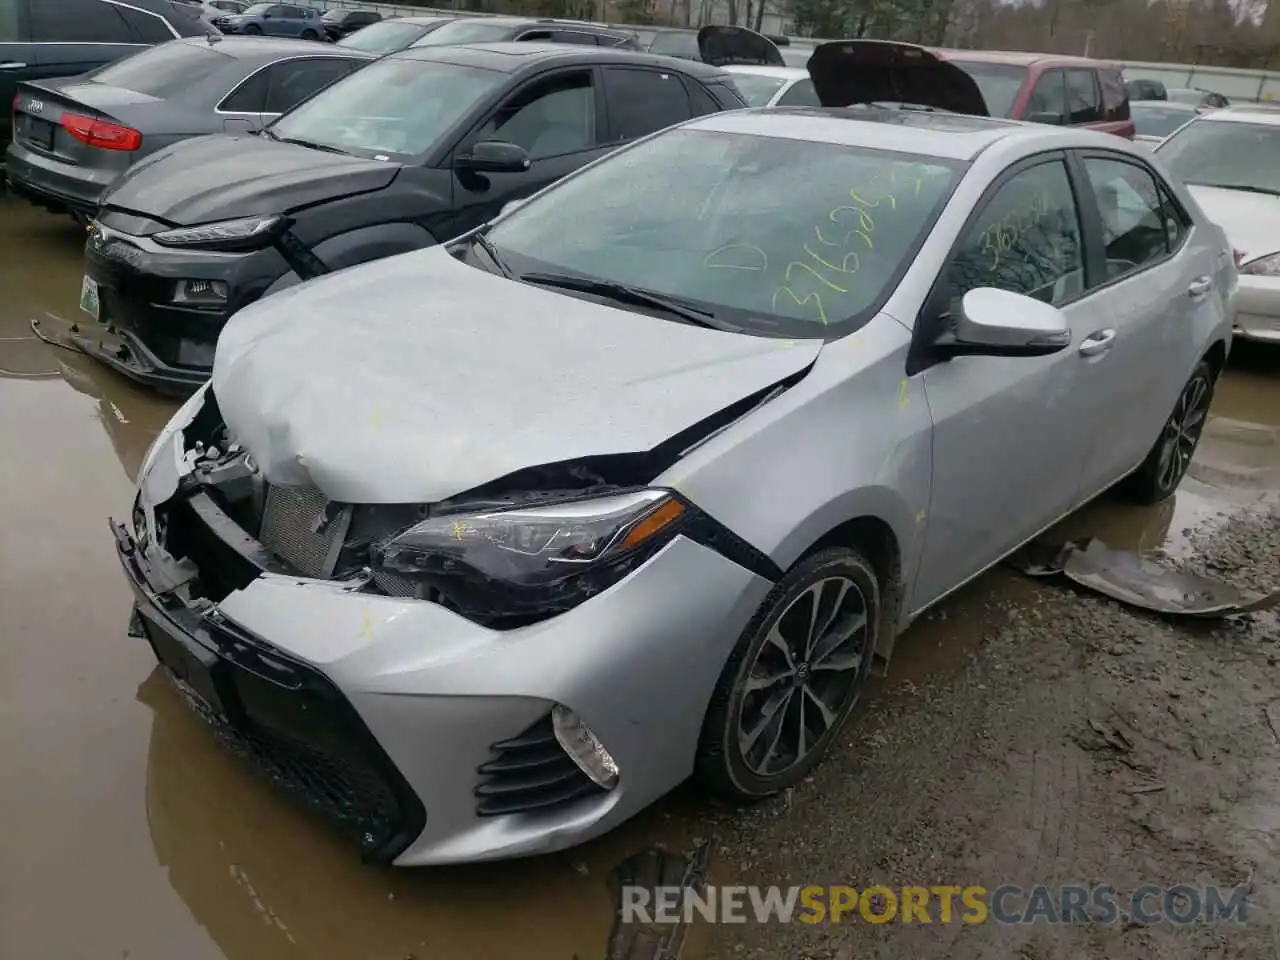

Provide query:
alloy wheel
left=1155, top=372, right=1211, bottom=491
left=736, top=576, right=869, bottom=778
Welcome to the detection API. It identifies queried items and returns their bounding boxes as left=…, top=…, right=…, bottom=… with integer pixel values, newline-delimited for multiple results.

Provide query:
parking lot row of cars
left=4, top=7, right=1278, bottom=869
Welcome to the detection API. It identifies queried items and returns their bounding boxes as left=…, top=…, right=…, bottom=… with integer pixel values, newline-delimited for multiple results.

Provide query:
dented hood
left=212, top=248, right=822, bottom=504
left=807, top=40, right=989, bottom=116
left=696, top=26, right=785, bottom=66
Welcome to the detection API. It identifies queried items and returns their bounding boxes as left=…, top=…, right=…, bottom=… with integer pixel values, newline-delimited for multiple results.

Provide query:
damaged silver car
left=113, top=42, right=1236, bottom=866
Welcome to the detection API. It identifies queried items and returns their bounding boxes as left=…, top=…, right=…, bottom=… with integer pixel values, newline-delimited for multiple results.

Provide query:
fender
left=262, top=222, right=439, bottom=297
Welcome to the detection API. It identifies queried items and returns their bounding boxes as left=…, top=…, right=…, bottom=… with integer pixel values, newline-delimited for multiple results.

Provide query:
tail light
left=59, top=113, right=142, bottom=152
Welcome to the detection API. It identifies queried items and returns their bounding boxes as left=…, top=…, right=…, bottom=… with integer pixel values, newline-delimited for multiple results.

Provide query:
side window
left=552, top=30, right=599, bottom=45
left=0, top=0, right=22, bottom=42
left=945, top=160, right=1085, bottom=307
left=683, top=78, right=720, bottom=117
left=601, top=67, right=691, bottom=142
left=1098, top=69, right=1129, bottom=120
left=219, top=68, right=269, bottom=113
left=1158, top=184, right=1192, bottom=250
left=776, top=78, right=821, bottom=107
left=518, top=29, right=553, bottom=41
left=267, top=5, right=291, bottom=17
left=264, top=58, right=356, bottom=115
left=475, top=70, right=596, bottom=160
left=114, top=8, right=175, bottom=44
left=31, top=0, right=133, bottom=43
left=1081, top=156, right=1170, bottom=279
left=1025, top=70, right=1066, bottom=120
left=1065, top=70, right=1102, bottom=124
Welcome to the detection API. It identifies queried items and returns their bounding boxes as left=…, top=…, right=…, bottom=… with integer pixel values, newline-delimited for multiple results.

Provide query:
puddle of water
left=2, top=191, right=1277, bottom=960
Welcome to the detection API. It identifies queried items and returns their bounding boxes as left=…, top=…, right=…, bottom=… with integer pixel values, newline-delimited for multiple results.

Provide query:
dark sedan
left=73, top=42, right=747, bottom=393
left=321, top=8, right=381, bottom=42
left=6, top=37, right=374, bottom=222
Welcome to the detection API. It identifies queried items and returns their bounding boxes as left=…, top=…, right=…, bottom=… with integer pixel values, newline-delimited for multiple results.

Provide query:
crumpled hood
left=102, top=134, right=399, bottom=225
left=212, top=248, right=823, bottom=504
left=1185, top=184, right=1280, bottom=262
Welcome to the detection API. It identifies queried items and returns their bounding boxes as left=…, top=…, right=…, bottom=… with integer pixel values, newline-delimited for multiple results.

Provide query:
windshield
left=337, top=20, right=430, bottom=53
left=948, top=61, right=1026, bottom=118
left=648, top=31, right=699, bottom=58
left=269, top=58, right=503, bottom=159
left=1156, top=119, right=1280, bottom=194
left=87, top=42, right=232, bottom=97
left=1131, top=104, right=1196, bottom=138
left=729, top=72, right=788, bottom=106
left=411, top=19, right=517, bottom=46
left=484, top=129, right=959, bottom=335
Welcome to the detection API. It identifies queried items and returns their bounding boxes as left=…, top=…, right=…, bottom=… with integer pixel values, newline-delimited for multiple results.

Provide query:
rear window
left=85, top=42, right=232, bottom=98
left=411, top=19, right=517, bottom=46
left=728, top=72, right=788, bottom=107
left=338, top=20, right=430, bottom=53
left=948, top=61, right=1027, bottom=118
left=649, top=32, right=700, bottom=59
left=1131, top=104, right=1196, bottom=138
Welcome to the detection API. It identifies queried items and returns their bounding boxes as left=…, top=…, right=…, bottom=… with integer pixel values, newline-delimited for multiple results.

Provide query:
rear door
left=1019, top=67, right=1066, bottom=123
left=600, top=64, right=696, bottom=146
left=1065, top=68, right=1106, bottom=129
left=0, top=0, right=33, bottom=150
left=445, top=65, right=610, bottom=237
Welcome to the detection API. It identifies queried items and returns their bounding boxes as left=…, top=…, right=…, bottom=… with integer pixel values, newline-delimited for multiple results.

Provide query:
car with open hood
left=72, top=42, right=746, bottom=393
left=1155, top=105, right=1280, bottom=344
left=112, top=41, right=1234, bottom=866
left=647, top=24, right=786, bottom=66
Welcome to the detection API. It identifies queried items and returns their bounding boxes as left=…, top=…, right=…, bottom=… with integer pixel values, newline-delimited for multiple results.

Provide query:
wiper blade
left=1194, top=182, right=1280, bottom=197
left=471, top=232, right=514, bottom=279
left=520, top=272, right=744, bottom=333
left=274, top=136, right=350, bottom=156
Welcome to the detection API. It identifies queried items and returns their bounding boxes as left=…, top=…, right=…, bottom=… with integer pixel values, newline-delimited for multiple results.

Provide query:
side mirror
left=454, top=140, right=532, bottom=174
left=936, top=288, right=1071, bottom=358
left=1026, top=110, right=1066, bottom=126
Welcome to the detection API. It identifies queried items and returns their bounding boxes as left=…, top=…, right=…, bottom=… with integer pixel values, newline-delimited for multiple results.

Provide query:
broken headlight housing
left=373, top=489, right=689, bottom=625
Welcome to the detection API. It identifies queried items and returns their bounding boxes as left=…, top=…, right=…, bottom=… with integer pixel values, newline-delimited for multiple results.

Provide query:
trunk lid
left=807, top=39, right=989, bottom=116
left=100, top=133, right=400, bottom=226
left=12, top=79, right=155, bottom=170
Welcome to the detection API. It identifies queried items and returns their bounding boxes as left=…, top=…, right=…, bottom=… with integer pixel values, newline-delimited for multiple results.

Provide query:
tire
left=301, top=28, right=317, bottom=40
left=243, top=23, right=262, bottom=34
left=695, top=545, right=879, bottom=800
left=1121, top=360, right=1216, bottom=504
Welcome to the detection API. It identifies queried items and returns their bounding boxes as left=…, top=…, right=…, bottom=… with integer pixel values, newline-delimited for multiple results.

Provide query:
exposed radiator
left=258, top=482, right=352, bottom=579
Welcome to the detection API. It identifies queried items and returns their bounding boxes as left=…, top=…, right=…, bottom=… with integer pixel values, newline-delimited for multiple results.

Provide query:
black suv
left=407, top=16, right=641, bottom=50
left=75, top=42, right=746, bottom=392
left=0, top=0, right=215, bottom=152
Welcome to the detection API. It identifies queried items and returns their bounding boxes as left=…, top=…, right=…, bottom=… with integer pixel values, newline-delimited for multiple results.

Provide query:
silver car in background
left=114, top=43, right=1235, bottom=867
left=723, top=65, right=820, bottom=107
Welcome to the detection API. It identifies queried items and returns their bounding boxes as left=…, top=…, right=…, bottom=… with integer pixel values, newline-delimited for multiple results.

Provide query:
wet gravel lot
left=2, top=193, right=1278, bottom=960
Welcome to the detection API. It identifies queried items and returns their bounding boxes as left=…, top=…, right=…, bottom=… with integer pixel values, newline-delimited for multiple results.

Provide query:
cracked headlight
left=373, top=489, right=688, bottom=624
left=1240, top=252, right=1280, bottom=277
left=154, top=215, right=284, bottom=250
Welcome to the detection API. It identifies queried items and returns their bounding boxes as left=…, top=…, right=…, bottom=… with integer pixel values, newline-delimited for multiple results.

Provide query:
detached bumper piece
left=113, top=521, right=426, bottom=863
left=475, top=713, right=607, bottom=817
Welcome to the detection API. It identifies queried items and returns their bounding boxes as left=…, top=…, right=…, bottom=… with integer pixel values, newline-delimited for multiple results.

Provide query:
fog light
left=551, top=704, right=619, bottom=790
left=173, top=279, right=228, bottom=304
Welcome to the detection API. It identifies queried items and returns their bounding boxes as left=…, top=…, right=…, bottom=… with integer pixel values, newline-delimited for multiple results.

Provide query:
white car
left=1156, top=106, right=1280, bottom=344
left=723, top=65, right=820, bottom=108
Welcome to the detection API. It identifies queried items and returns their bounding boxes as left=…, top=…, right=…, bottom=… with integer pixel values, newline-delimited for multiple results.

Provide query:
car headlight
left=373, top=489, right=690, bottom=624
left=1240, top=252, right=1280, bottom=277
left=154, top=215, right=284, bottom=251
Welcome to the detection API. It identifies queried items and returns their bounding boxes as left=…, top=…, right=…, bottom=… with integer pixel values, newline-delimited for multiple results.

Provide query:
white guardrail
left=307, top=2, right=1280, bottom=101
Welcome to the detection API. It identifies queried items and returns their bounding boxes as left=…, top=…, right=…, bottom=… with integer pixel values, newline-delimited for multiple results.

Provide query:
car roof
left=722, top=65, right=808, bottom=80
left=395, top=41, right=728, bottom=77
left=682, top=106, right=1123, bottom=160
left=1131, top=100, right=1199, bottom=112
left=1197, top=105, right=1280, bottom=126
left=935, top=48, right=1115, bottom=68
left=386, top=15, right=456, bottom=24
left=184, top=35, right=376, bottom=60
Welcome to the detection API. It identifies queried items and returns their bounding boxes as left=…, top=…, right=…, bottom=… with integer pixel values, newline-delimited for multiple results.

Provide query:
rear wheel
left=1121, top=360, right=1216, bottom=504
left=695, top=546, right=878, bottom=799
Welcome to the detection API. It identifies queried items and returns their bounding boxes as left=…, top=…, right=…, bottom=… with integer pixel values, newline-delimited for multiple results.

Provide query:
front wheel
left=695, top=546, right=878, bottom=800
left=242, top=23, right=262, bottom=34
left=300, top=28, right=317, bottom=40
left=1121, top=360, right=1216, bottom=504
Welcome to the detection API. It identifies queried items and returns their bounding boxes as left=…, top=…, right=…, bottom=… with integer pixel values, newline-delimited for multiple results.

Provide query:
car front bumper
left=4, top=140, right=111, bottom=218
left=1234, top=274, right=1280, bottom=344
left=76, top=222, right=291, bottom=394
left=117, top=460, right=772, bottom=865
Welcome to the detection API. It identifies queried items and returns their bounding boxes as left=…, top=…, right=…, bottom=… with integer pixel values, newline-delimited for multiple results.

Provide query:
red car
left=935, top=49, right=1135, bottom=139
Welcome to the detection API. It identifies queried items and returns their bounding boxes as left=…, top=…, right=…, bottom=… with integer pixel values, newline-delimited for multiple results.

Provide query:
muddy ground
left=1, top=192, right=1278, bottom=960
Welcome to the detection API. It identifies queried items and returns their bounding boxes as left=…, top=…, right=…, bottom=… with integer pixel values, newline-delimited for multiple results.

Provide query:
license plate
left=140, top=613, right=229, bottom=722
left=79, top=275, right=100, bottom=321
left=20, top=116, right=54, bottom=152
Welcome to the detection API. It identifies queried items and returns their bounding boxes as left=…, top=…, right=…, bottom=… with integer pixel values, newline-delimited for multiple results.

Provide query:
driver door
left=443, top=67, right=610, bottom=239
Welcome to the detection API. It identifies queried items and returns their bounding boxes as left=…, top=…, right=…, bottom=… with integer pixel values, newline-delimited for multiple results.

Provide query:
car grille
left=258, top=482, right=352, bottom=579
left=475, top=714, right=606, bottom=817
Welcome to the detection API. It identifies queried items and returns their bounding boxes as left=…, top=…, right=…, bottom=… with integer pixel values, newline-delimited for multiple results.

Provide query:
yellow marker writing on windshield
left=898, top=378, right=910, bottom=409
left=785, top=260, right=847, bottom=293
left=773, top=287, right=828, bottom=324
left=704, top=244, right=768, bottom=272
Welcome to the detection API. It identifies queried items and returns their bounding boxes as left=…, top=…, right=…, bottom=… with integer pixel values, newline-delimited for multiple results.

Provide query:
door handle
left=1078, top=328, right=1117, bottom=357
left=0, top=62, right=27, bottom=70
left=1188, top=276, right=1212, bottom=297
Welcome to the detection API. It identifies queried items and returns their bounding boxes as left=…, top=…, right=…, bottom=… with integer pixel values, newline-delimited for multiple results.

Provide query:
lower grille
left=258, top=482, right=352, bottom=578
left=475, top=714, right=606, bottom=817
